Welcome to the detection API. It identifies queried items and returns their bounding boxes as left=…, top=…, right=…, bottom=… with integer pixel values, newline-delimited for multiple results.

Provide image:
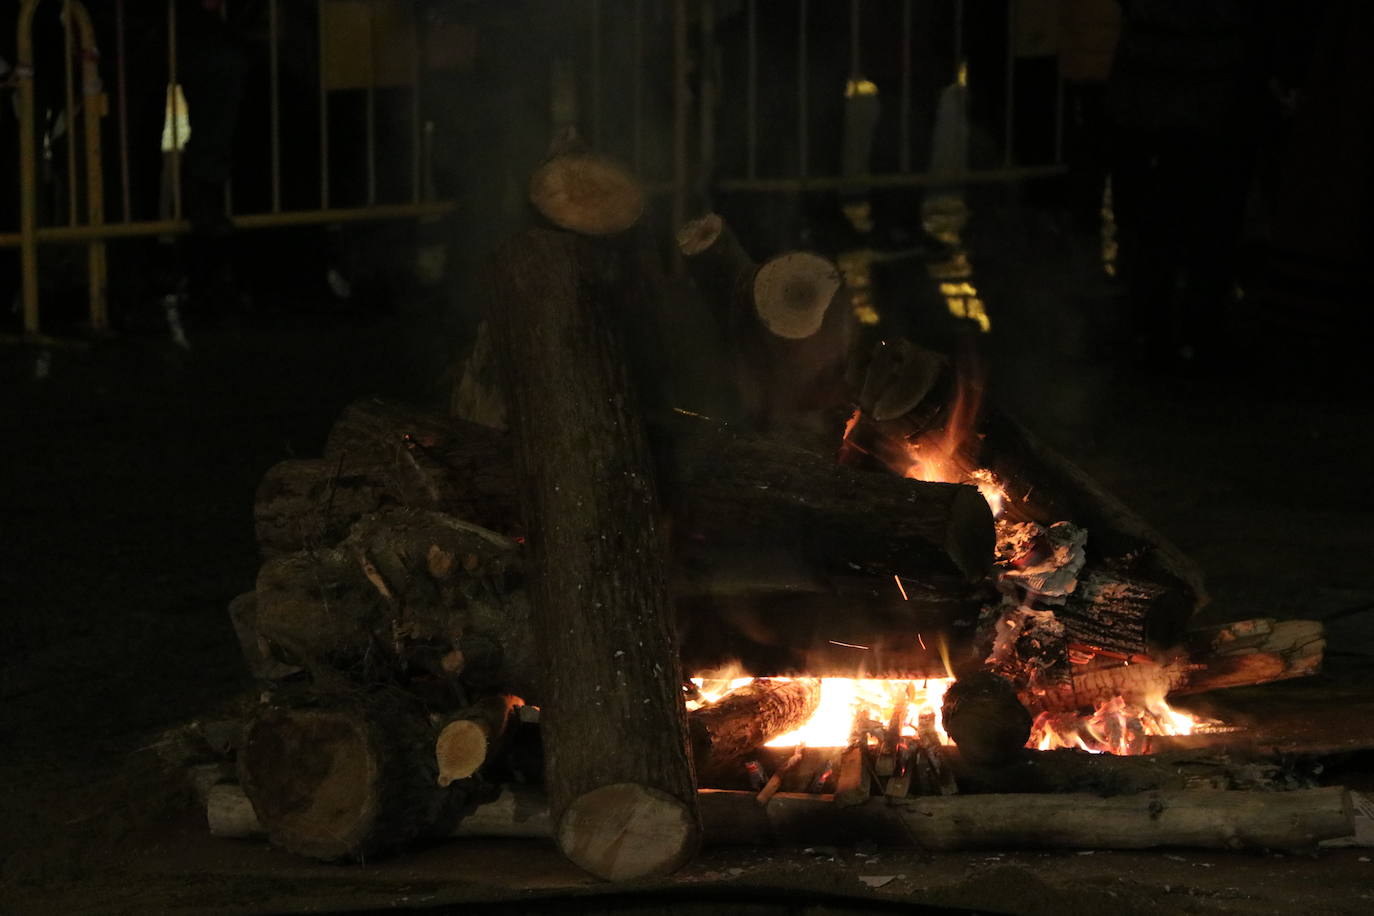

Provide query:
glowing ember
left=766, top=678, right=953, bottom=749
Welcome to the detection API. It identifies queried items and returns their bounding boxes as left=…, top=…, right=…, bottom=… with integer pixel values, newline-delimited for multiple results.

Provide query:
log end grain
left=435, top=719, right=491, bottom=787
left=752, top=252, right=841, bottom=340
left=676, top=213, right=724, bottom=256
left=528, top=153, right=644, bottom=236
left=557, top=783, right=701, bottom=881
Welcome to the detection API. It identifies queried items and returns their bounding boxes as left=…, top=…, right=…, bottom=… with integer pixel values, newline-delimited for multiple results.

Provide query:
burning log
left=1056, top=567, right=1193, bottom=658
left=435, top=695, right=524, bottom=787
left=688, top=679, right=821, bottom=783
left=941, top=672, right=1033, bottom=767
left=208, top=781, right=1356, bottom=852
left=483, top=226, right=700, bottom=881
left=237, top=689, right=456, bottom=861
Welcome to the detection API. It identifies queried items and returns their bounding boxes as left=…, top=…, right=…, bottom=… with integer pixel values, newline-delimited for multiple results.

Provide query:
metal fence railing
left=3, top=0, right=453, bottom=338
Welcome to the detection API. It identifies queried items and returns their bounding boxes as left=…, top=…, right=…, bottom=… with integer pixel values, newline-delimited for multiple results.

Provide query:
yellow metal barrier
left=6, top=0, right=454, bottom=339
left=14, top=0, right=107, bottom=335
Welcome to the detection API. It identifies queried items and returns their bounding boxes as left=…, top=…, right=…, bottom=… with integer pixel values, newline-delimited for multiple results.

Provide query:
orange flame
left=691, top=677, right=1213, bottom=757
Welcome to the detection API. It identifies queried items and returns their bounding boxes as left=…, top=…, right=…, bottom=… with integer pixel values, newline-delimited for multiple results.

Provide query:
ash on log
left=237, top=689, right=455, bottom=861
left=484, top=226, right=700, bottom=881
left=688, top=679, right=821, bottom=783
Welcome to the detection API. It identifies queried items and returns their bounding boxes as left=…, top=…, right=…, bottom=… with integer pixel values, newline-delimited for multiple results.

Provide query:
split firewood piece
left=450, top=320, right=508, bottom=431
left=688, top=679, right=820, bottom=782
left=435, top=695, right=523, bottom=787
left=834, top=745, right=869, bottom=806
left=884, top=741, right=914, bottom=797
left=528, top=128, right=643, bottom=236
left=856, top=338, right=949, bottom=423
left=941, top=672, right=1032, bottom=767
left=484, top=227, right=699, bottom=882
left=237, top=690, right=456, bottom=862
left=756, top=744, right=805, bottom=805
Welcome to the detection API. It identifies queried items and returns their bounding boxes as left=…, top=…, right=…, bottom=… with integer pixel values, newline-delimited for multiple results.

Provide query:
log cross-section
left=484, top=227, right=700, bottom=881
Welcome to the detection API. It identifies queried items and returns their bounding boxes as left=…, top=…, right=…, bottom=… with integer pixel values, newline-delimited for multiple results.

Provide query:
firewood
left=833, top=745, right=869, bottom=806
left=483, top=226, right=699, bottom=882
left=450, top=320, right=508, bottom=431
left=697, top=786, right=1354, bottom=851
left=237, top=689, right=458, bottom=861
left=1056, top=567, right=1193, bottom=658
left=435, top=695, right=524, bottom=787
left=527, top=129, right=643, bottom=236
left=756, top=744, right=805, bottom=805
left=676, top=213, right=855, bottom=435
left=688, top=679, right=821, bottom=782
left=254, top=458, right=391, bottom=557
left=207, top=783, right=264, bottom=839
left=304, top=398, right=994, bottom=588
left=1176, top=619, right=1325, bottom=695
left=941, top=672, right=1033, bottom=767
left=251, top=509, right=540, bottom=699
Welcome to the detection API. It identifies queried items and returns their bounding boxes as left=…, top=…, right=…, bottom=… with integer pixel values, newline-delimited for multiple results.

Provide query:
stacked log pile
left=213, top=149, right=1343, bottom=870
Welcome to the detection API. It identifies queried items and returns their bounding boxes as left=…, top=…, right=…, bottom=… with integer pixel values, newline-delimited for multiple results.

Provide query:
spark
left=827, top=640, right=870, bottom=650
left=893, top=574, right=910, bottom=601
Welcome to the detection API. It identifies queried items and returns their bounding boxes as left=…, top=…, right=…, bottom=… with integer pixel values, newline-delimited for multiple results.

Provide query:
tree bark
left=484, top=226, right=700, bottom=882
left=300, top=398, right=995, bottom=588
left=237, top=689, right=457, bottom=861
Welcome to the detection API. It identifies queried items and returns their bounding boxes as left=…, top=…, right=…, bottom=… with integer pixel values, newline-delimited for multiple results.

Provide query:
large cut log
left=940, top=672, right=1033, bottom=767
left=484, top=226, right=700, bottom=882
left=297, top=397, right=994, bottom=589
left=677, top=213, right=854, bottom=438
left=528, top=129, right=644, bottom=236
left=688, top=679, right=821, bottom=782
left=237, top=690, right=457, bottom=861
left=208, top=783, right=1357, bottom=851
left=697, top=786, right=1354, bottom=851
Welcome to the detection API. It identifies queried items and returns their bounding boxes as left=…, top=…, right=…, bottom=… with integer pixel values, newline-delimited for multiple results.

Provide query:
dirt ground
left=3, top=198, right=1372, bottom=914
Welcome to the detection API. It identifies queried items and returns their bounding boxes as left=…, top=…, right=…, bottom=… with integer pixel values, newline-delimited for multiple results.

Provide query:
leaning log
left=677, top=213, right=854, bottom=437
left=688, top=679, right=821, bottom=783
left=237, top=690, right=456, bottom=861
left=484, top=226, right=700, bottom=882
